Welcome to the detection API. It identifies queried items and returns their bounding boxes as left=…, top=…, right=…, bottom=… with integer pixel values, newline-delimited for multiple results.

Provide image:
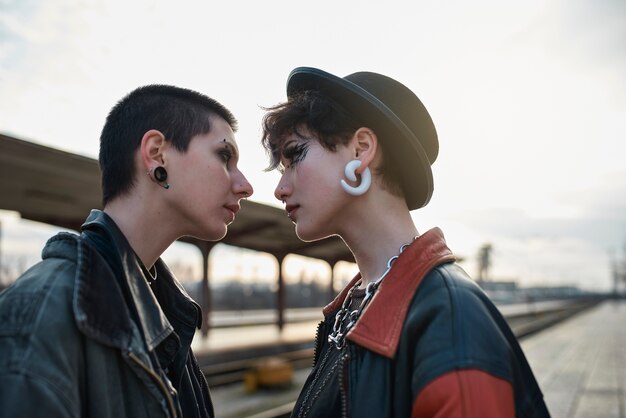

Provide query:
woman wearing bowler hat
left=261, top=68, right=550, bottom=417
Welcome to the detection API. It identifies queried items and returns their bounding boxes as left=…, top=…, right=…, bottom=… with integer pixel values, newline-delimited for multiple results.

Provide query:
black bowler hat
left=287, top=67, right=438, bottom=210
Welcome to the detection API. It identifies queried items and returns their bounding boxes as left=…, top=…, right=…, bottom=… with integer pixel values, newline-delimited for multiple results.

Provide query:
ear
left=140, top=130, right=167, bottom=172
left=351, top=127, right=378, bottom=174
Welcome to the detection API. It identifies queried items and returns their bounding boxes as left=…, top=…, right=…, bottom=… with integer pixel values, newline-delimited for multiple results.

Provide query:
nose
left=274, top=176, right=291, bottom=202
left=234, top=170, right=254, bottom=198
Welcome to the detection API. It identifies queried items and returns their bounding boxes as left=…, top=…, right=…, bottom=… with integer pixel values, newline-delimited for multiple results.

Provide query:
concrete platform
left=190, top=299, right=576, bottom=358
left=521, top=300, right=626, bottom=418
left=191, top=320, right=319, bottom=355
left=202, top=300, right=624, bottom=417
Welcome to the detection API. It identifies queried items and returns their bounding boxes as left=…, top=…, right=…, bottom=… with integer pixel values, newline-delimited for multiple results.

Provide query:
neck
left=103, top=191, right=177, bottom=269
left=338, top=193, right=419, bottom=287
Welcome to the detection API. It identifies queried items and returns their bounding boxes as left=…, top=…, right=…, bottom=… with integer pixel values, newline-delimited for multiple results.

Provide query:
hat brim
left=287, top=67, right=433, bottom=210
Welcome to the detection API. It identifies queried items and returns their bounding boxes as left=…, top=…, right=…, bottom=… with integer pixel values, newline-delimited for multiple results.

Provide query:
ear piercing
left=148, top=166, right=170, bottom=189
left=340, top=160, right=371, bottom=196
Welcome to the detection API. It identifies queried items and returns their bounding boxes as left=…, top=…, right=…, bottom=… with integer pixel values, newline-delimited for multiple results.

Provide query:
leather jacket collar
left=42, top=210, right=200, bottom=355
left=323, top=228, right=456, bottom=359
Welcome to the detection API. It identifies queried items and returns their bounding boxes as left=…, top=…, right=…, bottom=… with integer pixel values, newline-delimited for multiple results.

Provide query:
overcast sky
left=1, top=0, right=625, bottom=290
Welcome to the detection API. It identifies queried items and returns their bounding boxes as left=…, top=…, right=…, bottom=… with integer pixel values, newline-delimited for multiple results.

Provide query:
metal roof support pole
left=329, top=259, right=339, bottom=301
left=276, top=253, right=287, bottom=332
left=0, top=220, right=3, bottom=286
left=194, top=241, right=218, bottom=338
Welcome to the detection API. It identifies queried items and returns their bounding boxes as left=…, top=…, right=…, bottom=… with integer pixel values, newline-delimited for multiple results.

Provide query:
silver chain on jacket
left=328, top=238, right=416, bottom=350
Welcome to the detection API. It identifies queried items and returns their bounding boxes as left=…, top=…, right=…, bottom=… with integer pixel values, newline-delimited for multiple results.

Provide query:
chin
left=213, top=226, right=228, bottom=241
left=196, top=225, right=228, bottom=242
left=295, top=224, right=329, bottom=243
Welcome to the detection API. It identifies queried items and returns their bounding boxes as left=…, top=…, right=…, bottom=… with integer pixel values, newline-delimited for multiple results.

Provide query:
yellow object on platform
left=244, top=357, right=294, bottom=393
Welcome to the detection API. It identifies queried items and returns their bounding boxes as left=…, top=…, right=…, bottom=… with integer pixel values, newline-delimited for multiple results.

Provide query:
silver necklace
left=146, top=265, right=157, bottom=285
left=328, top=238, right=416, bottom=350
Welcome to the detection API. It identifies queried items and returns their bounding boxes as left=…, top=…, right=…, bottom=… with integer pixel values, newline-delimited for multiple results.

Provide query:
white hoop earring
left=340, top=160, right=371, bottom=196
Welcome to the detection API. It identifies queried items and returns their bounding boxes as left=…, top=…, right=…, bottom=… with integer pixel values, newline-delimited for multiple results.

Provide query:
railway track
left=202, top=348, right=314, bottom=387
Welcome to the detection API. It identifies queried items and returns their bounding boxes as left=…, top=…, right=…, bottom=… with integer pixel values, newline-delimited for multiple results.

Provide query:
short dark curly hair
left=261, top=90, right=403, bottom=196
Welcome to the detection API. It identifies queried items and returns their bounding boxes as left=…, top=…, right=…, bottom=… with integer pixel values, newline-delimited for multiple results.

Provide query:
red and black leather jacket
left=304, top=228, right=550, bottom=418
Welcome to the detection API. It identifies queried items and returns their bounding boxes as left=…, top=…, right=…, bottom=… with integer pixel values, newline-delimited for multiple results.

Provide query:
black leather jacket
left=0, top=210, right=212, bottom=418
left=292, top=229, right=550, bottom=418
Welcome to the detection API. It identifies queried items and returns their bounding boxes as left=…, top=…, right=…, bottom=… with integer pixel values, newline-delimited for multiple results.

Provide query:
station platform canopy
left=0, top=132, right=354, bottom=265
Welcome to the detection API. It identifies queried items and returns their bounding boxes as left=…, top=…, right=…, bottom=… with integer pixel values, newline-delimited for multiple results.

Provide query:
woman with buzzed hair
left=0, top=84, right=254, bottom=418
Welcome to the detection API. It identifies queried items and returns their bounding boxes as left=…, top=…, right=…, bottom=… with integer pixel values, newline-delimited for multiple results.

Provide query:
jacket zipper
left=128, top=351, right=178, bottom=418
left=312, top=320, right=325, bottom=368
left=339, top=348, right=350, bottom=418
left=191, top=354, right=214, bottom=416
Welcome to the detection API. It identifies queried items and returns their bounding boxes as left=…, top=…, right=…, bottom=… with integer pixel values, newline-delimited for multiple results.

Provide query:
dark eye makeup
left=282, top=142, right=309, bottom=167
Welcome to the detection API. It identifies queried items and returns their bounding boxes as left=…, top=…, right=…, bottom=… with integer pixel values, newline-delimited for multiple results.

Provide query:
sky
left=1, top=0, right=625, bottom=291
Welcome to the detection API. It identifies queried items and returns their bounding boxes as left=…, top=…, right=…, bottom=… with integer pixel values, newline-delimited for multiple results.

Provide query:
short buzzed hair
left=99, top=84, right=237, bottom=205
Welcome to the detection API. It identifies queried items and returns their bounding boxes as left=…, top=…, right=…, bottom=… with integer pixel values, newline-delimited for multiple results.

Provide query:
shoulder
left=409, top=262, right=504, bottom=329
left=0, top=232, right=82, bottom=368
left=1, top=232, right=79, bottom=298
left=0, top=239, right=84, bottom=411
left=416, top=262, right=485, bottom=298
left=407, top=262, right=509, bottom=348
left=41, top=231, right=80, bottom=260
left=400, top=263, right=514, bottom=387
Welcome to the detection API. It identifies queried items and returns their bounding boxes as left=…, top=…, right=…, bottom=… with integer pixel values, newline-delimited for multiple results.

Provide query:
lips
left=224, top=204, right=240, bottom=220
left=285, top=204, right=299, bottom=220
